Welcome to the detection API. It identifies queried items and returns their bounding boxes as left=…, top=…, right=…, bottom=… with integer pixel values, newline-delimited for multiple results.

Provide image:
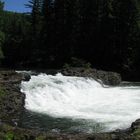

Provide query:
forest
left=0, top=0, right=140, bottom=80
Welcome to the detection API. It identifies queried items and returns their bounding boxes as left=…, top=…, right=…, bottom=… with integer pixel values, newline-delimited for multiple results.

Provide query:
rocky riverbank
left=1, top=119, right=140, bottom=140
left=0, top=70, right=140, bottom=140
left=0, top=71, right=26, bottom=125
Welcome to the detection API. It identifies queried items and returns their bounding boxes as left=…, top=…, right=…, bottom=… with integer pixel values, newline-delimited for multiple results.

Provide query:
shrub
left=63, top=57, right=91, bottom=68
left=5, top=132, right=14, bottom=140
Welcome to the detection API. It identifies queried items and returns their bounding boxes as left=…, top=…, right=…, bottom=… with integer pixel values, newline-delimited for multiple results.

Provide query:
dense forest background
left=0, top=0, right=140, bottom=80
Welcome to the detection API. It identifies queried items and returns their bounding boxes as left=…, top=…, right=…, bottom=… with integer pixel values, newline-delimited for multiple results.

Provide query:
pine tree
left=112, top=0, right=139, bottom=71
left=41, top=0, right=54, bottom=44
left=96, top=0, right=115, bottom=68
left=0, top=0, right=4, bottom=63
left=54, top=0, right=82, bottom=63
left=26, top=0, right=42, bottom=36
left=0, top=0, right=4, bottom=12
left=77, top=0, right=98, bottom=63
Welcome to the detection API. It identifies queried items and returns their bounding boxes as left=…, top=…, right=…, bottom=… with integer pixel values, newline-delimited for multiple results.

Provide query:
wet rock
left=21, top=72, right=31, bottom=81
left=0, top=71, right=25, bottom=125
left=131, top=119, right=140, bottom=131
left=59, top=68, right=121, bottom=86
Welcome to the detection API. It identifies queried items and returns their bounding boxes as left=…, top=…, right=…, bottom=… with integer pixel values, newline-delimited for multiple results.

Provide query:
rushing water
left=20, top=73, right=140, bottom=133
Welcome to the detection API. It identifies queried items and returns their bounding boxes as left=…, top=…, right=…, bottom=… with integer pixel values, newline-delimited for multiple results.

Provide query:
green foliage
left=63, top=57, right=91, bottom=69
left=132, top=128, right=140, bottom=140
left=0, top=47, right=4, bottom=59
left=84, top=63, right=92, bottom=69
left=0, top=0, right=139, bottom=79
left=5, top=132, right=14, bottom=140
left=26, top=0, right=42, bottom=35
left=36, top=136, right=46, bottom=140
left=0, top=31, right=5, bottom=61
left=112, top=0, right=139, bottom=71
left=0, top=0, right=4, bottom=12
left=0, top=87, right=5, bottom=97
left=70, top=57, right=91, bottom=68
left=63, top=63, right=71, bottom=69
left=2, top=124, right=13, bottom=131
left=0, top=31, right=5, bottom=44
left=1, top=11, right=31, bottom=67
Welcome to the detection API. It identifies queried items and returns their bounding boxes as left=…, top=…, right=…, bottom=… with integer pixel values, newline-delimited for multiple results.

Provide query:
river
left=20, top=73, right=140, bottom=133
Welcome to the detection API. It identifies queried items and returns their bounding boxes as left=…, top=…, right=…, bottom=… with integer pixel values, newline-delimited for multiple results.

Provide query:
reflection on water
left=20, top=110, right=105, bottom=134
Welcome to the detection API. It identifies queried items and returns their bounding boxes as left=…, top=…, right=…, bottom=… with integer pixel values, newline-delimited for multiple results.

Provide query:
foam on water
left=21, top=73, right=140, bottom=132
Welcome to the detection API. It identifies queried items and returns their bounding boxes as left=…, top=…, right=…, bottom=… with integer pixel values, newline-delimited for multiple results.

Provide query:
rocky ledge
left=0, top=70, right=140, bottom=140
left=0, top=71, right=30, bottom=125
left=59, top=67, right=121, bottom=86
left=36, top=67, right=121, bottom=86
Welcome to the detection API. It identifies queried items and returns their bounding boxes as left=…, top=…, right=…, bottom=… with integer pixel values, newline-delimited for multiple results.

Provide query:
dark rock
left=59, top=68, right=121, bottom=86
left=21, top=73, right=31, bottom=81
left=131, top=119, right=140, bottom=131
left=0, top=71, right=25, bottom=126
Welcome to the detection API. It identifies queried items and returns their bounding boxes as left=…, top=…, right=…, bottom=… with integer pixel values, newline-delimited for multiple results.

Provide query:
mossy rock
left=0, top=87, right=6, bottom=98
left=131, top=128, right=140, bottom=140
left=0, top=132, right=5, bottom=139
left=36, top=136, right=46, bottom=140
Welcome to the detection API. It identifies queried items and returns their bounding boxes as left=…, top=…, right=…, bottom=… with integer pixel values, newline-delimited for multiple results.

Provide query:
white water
left=21, top=73, right=140, bottom=132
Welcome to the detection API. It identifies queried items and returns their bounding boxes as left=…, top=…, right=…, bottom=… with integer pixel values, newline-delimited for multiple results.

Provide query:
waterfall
left=21, top=73, right=140, bottom=131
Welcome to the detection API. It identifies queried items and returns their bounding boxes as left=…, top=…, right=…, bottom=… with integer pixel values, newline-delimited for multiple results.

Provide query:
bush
left=63, top=57, right=91, bottom=69
left=63, top=63, right=71, bottom=69
left=5, top=132, right=14, bottom=140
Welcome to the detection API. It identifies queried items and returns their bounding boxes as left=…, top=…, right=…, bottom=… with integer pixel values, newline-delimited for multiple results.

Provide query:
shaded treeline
left=0, top=0, right=140, bottom=80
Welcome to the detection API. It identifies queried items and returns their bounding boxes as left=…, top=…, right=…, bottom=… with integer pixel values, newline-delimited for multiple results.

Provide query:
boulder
left=59, top=68, right=121, bottom=86
left=131, top=119, right=140, bottom=131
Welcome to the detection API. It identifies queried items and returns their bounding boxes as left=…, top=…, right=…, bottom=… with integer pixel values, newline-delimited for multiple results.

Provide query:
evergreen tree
left=112, top=0, right=139, bottom=71
left=54, top=0, right=79, bottom=61
left=40, top=0, right=56, bottom=67
left=0, top=31, right=4, bottom=62
left=79, top=0, right=98, bottom=61
left=26, top=0, right=42, bottom=36
left=96, top=0, right=115, bottom=68
left=0, top=0, right=4, bottom=63
left=0, top=0, right=4, bottom=12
